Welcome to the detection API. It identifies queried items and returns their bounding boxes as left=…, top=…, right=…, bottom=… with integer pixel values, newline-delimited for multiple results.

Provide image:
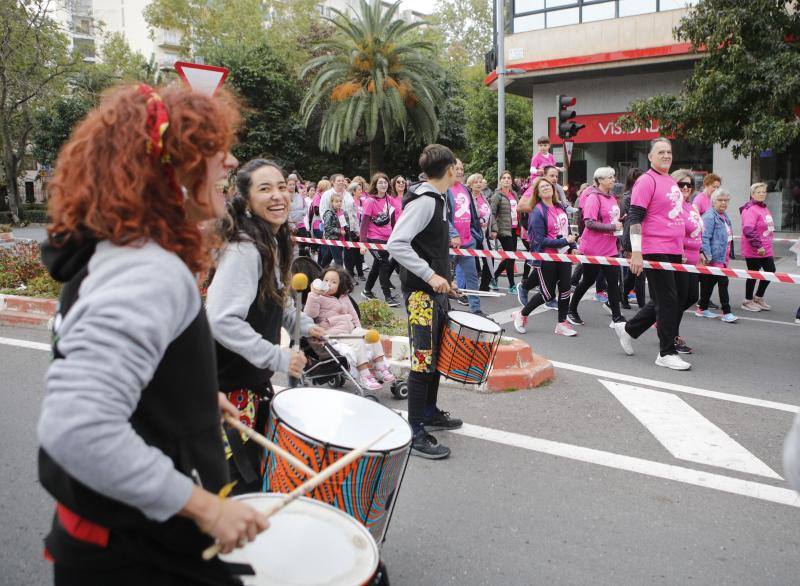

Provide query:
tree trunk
left=2, top=151, right=21, bottom=224
left=368, top=125, right=385, bottom=177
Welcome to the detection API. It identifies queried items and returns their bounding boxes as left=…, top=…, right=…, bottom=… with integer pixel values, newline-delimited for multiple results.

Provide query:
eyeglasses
left=678, top=182, right=693, bottom=189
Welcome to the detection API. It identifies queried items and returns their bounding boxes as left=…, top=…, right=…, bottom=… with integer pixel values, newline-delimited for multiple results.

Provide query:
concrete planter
left=0, top=294, right=56, bottom=329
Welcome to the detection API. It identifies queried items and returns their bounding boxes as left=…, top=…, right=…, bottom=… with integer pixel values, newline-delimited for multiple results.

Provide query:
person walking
left=360, top=172, right=402, bottom=307
left=467, top=172, right=494, bottom=290
left=619, top=168, right=646, bottom=309
left=697, top=188, right=739, bottom=323
left=673, top=168, right=704, bottom=354
left=490, top=170, right=519, bottom=293
left=740, top=182, right=776, bottom=312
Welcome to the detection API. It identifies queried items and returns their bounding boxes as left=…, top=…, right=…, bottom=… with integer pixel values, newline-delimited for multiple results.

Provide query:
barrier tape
left=732, top=236, right=798, bottom=244
left=293, top=236, right=800, bottom=285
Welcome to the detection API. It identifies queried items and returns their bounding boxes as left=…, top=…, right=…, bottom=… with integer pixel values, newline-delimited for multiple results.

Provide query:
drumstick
left=202, top=427, right=394, bottom=561
left=325, top=329, right=381, bottom=342
left=289, top=273, right=309, bottom=386
left=223, top=414, right=315, bottom=477
left=456, top=289, right=504, bottom=297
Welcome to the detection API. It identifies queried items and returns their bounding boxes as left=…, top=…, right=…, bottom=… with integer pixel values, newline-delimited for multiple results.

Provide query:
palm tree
left=300, top=0, right=442, bottom=175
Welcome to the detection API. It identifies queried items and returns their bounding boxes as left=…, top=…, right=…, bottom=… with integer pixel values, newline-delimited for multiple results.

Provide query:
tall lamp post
left=495, top=0, right=524, bottom=181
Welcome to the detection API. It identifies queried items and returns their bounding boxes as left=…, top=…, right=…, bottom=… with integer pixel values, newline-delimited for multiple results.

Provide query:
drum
left=264, top=388, right=412, bottom=543
left=220, top=493, right=379, bottom=586
left=437, top=310, right=503, bottom=384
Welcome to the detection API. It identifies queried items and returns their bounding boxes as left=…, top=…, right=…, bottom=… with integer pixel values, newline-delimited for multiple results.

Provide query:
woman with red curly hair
left=36, top=83, right=268, bottom=585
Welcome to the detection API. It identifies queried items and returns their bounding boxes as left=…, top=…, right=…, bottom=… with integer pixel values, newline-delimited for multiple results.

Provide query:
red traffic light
left=559, top=95, right=577, bottom=108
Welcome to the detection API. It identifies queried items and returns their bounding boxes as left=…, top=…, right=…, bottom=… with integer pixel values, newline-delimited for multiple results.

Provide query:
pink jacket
left=303, top=292, right=361, bottom=335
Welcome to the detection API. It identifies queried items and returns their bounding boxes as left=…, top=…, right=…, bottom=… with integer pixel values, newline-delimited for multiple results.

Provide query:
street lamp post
left=495, top=0, right=525, bottom=182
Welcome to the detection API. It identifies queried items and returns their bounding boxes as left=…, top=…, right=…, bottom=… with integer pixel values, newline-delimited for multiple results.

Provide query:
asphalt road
left=1, top=249, right=799, bottom=585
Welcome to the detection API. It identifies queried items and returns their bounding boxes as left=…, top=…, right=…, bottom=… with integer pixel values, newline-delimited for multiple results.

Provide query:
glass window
left=582, top=2, right=615, bottom=22
left=659, top=0, right=698, bottom=9
left=514, top=13, right=545, bottom=32
left=545, top=0, right=574, bottom=7
left=514, top=0, right=544, bottom=14
left=546, top=7, right=579, bottom=27
left=619, top=0, right=656, bottom=17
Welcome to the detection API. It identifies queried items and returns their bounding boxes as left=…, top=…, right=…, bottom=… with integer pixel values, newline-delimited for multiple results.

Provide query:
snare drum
left=264, top=388, right=411, bottom=543
left=437, top=311, right=503, bottom=384
left=220, top=493, right=379, bottom=586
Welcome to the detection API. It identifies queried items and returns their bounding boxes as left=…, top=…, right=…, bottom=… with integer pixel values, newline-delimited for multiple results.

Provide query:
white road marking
left=394, top=409, right=800, bottom=508
left=550, top=360, right=800, bottom=414
left=685, top=309, right=799, bottom=328
left=0, top=336, right=50, bottom=352
left=602, top=380, right=782, bottom=479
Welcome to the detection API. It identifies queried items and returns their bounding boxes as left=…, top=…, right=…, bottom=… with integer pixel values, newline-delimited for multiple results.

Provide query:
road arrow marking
left=602, top=380, right=782, bottom=479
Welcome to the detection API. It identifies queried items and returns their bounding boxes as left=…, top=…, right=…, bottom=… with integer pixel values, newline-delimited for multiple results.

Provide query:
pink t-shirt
left=693, top=192, right=712, bottom=216
left=543, top=205, right=570, bottom=253
left=530, top=152, right=556, bottom=176
left=388, top=195, right=403, bottom=220
left=681, top=201, right=703, bottom=265
left=505, top=192, right=519, bottom=228
left=579, top=191, right=620, bottom=257
left=631, top=169, right=685, bottom=256
left=311, top=192, right=322, bottom=231
left=451, top=182, right=473, bottom=245
left=475, top=195, right=491, bottom=230
left=362, top=195, right=395, bottom=241
left=741, top=203, right=774, bottom=258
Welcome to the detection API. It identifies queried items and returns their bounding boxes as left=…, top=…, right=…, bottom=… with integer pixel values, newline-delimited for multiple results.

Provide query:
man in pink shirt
left=612, top=137, right=692, bottom=371
left=692, top=173, right=721, bottom=216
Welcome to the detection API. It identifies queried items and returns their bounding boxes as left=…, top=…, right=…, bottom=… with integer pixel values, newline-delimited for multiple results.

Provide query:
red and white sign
left=563, top=140, right=574, bottom=167
left=548, top=112, right=663, bottom=145
left=174, top=62, right=229, bottom=97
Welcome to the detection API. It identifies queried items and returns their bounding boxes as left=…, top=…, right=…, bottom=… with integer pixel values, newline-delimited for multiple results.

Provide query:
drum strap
left=225, top=426, right=259, bottom=486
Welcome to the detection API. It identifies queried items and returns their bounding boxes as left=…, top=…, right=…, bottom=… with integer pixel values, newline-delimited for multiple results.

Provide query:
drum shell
left=436, top=314, right=502, bottom=385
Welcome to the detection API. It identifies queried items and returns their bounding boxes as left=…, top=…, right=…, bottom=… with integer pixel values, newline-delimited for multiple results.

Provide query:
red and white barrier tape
left=293, top=236, right=800, bottom=285
left=732, top=235, right=798, bottom=244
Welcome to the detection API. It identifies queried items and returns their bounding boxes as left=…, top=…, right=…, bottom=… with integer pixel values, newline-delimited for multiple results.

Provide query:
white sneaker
left=613, top=322, right=634, bottom=355
left=721, top=312, right=738, bottom=323
left=754, top=297, right=771, bottom=311
left=741, top=300, right=761, bottom=312
left=655, top=353, right=691, bottom=371
left=512, top=311, right=528, bottom=334
left=554, top=321, right=577, bottom=336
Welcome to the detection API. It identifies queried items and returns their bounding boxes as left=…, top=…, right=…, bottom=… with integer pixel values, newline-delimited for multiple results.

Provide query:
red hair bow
left=138, top=84, right=170, bottom=162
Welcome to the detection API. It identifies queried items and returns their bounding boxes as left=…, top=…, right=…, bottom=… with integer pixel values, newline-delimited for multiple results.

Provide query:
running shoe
left=795, top=307, right=800, bottom=324
left=517, top=285, right=529, bottom=306
left=374, top=364, right=396, bottom=384
left=708, top=300, right=720, bottom=310
left=674, top=336, right=693, bottom=354
left=385, top=294, right=401, bottom=308
left=359, top=373, right=383, bottom=391
left=361, top=290, right=377, bottom=301
left=545, top=299, right=558, bottom=310
left=554, top=321, right=578, bottom=336
left=602, top=302, right=613, bottom=315
left=627, top=291, right=638, bottom=302
left=508, top=285, right=518, bottom=294
left=594, top=291, right=609, bottom=303
left=612, top=322, right=634, bottom=355
left=512, top=310, right=528, bottom=334
left=457, top=295, right=469, bottom=306
left=621, top=300, right=632, bottom=310
left=611, top=315, right=627, bottom=324
left=411, top=430, right=450, bottom=459
left=566, top=311, right=584, bottom=326
left=721, top=312, right=738, bottom=323
left=697, top=309, right=720, bottom=318
left=655, top=353, right=691, bottom=371
left=489, top=278, right=499, bottom=291
left=422, top=409, right=463, bottom=431
left=754, top=297, right=771, bottom=311
left=389, top=283, right=395, bottom=290
left=741, top=300, right=761, bottom=312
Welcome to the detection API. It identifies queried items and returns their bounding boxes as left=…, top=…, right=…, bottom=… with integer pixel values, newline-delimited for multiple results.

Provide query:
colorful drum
left=264, top=388, right=411, bottom=543
left=437, top=310, right=503, bottom=384
left=219, top=493, right=379, bottom=586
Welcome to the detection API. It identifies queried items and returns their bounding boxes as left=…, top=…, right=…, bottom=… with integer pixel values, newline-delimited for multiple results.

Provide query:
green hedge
left=0, top=210, right=49, bottom=224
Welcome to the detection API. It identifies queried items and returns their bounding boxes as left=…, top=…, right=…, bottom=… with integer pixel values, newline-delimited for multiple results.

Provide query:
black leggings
left=569, top=264, right=622, bottom=319
left=521, top=261, right=572, bottom=323
left=365, top=240, right=393, bottom=297
left=677, top=273, right=699, bottom=332
left=493, top=234, right=517, bottom=286
left=345, top=243, right=364, bottom=277
left=699, top=274, right=730, bottom=314
left=744, top=256, right=775, bottom=300
left=621, top=267, right=646, bottom=308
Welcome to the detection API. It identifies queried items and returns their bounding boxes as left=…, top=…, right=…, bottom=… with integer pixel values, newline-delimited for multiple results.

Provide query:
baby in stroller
left=304, top=266, right=395, bottom=391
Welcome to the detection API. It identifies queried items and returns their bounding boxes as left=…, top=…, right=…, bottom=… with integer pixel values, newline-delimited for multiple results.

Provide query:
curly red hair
left=48, top=83, right=241, bottom=273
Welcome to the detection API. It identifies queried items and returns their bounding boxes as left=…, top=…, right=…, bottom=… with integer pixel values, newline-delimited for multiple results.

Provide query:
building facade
left=487, top=0, right=799, bottom=234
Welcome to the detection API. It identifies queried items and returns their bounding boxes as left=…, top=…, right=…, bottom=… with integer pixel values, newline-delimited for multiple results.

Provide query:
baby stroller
left=291, top=256, right=408, bottom=400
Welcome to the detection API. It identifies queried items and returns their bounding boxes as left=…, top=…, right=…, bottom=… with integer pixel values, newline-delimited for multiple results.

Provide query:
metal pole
left=496, top=0, right=505, bottom=181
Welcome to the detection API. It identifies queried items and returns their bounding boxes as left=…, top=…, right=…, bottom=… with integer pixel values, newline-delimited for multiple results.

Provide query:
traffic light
left=557, top=95, right=585, bottom=140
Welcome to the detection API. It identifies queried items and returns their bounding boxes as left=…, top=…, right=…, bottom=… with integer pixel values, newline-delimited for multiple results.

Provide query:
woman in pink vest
left=740, top=182, right=775, bottom=312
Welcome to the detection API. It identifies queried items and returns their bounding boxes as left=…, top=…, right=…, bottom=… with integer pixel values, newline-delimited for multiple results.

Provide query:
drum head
left=447, top=310, right=502, bottom=333
left=220, top=494, right=379, bottom=586
left=271, top=388, right=412, bottom=451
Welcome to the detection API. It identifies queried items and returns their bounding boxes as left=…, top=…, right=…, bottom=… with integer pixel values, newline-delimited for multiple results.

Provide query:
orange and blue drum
left=263, top=388, right=411, bottom=544
left=436, top=311, right=504, bottom=384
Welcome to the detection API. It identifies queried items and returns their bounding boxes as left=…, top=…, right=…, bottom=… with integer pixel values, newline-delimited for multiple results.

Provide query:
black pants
left=521, top=261, right=572, bottom=323
left=365, top=240, right=393, bottom=298
left=570, top=264, right=622, bottom=319
left=296, top=227, right=310, bottom=256
left=521, top=239, right=531, bottom=279
left=699, top=274, right=730, bottom=314
left=745, top=256, right=775, bottom=299
left=677, top=273, right=699, bottom=332
left=318, top=245, right=333, bottom=268
left=625, top=254, right=688, bottom=357
left=621, top=266, right=647, bottom=308
left=345, top=244, right=364, bottom=277
left=476, top=257, right=492, bottom=290
left=493, top=234, right=517, bottom=287
left=570, top=263, right=607, bottom=292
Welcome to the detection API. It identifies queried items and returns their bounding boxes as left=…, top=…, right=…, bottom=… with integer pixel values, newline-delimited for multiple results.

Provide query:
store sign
left=548, top=112, right=663, bottom=145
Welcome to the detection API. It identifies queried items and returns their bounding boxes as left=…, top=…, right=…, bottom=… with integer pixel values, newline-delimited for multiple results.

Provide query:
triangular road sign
left=174, top=62, right=229, bottom=97
left=563, top=140, right=574, bottom=168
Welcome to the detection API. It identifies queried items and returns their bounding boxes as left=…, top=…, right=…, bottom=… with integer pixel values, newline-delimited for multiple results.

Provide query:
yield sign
left=174, top=61, right=229, bottom=97
left=563, top=140, right=574, bottom=168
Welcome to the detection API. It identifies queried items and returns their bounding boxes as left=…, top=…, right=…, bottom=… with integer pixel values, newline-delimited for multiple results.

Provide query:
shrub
left=26, top=273, right=62, bottom=298
left=0, top=212, right=12, bottom=224
left=0, top=224, right=11, bottom=233
left=0, top=241, right=60, bottom=298
left=23, top=210, right=49, bottom=224
left=358, top=299, right=407, bottom=336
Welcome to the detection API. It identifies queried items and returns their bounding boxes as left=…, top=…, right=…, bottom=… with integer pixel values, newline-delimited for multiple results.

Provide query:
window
left=582, top=2, right=615, bottom=22
left=515, top=0, right=544, bottom=11
left=618, top=0, right=656, bottom=17
left=514, top=13, right=545, bottom=32
left=545, top=0, right=574, bottom=7
left=512, top=0, right=695, bottom=31
left=659, top=0, right=698, bottom=10
left=547, top=7, right=579, bottom=27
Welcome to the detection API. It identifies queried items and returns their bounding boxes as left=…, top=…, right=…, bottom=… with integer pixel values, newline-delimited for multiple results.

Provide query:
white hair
left=750, top=182, right=767, bottom=195
left=593, top=166, right=616, bottom=184
left=711, top=187, right=731, bottom=203
left=649, top=137, right=672, bottom=154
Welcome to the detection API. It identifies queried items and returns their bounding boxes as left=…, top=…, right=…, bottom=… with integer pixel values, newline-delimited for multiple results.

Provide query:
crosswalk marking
left=602, top=380, right=782, bottom=479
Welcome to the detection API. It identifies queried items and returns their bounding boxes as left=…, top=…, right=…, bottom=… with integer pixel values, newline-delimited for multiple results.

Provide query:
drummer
left=37, top=83, right=269, bottom=584
left=206, top=158, right=325, bottom=494
left=387, top=144, right=464, bottom=459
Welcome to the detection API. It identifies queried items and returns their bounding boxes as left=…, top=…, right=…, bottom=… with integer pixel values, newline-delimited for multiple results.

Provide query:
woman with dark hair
left=206, top=158, right=325, bottom=494
left=490, top=170, right=519, bottom=293
left=37, top=83, right=269, bottom=584
left=360, top=172, right=401, bottom=307
left=619, top=167, right=647, bottom=309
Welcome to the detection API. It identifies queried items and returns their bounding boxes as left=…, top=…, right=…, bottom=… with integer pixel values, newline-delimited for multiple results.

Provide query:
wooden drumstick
left=223, top=414, right=315, bottom=477
left=202, top=427, right=394, bottom=561
left=289, top=273, right=309, bottom=386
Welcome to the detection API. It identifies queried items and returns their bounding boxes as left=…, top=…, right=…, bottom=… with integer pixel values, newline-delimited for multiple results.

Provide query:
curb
left=381, top=334, right=554, bottom=393
left=0, top=232, right=12, bottom=242
left=0, top=294, right=56, bottom=330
